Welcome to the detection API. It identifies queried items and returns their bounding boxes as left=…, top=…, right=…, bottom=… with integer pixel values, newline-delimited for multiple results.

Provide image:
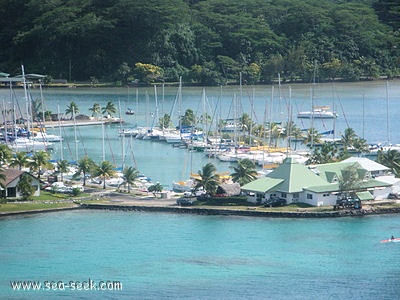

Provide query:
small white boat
left=9, top=137, right=53, bottom=151
left=125, top=108, right=134, bottom=115
left=297, top=106, right=338, bottom=119
left=33, top=133, right=63, bottom=142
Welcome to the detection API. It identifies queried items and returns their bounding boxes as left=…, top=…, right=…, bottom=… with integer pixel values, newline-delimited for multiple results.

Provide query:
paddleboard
left=380, top=238, right=400, bottom=243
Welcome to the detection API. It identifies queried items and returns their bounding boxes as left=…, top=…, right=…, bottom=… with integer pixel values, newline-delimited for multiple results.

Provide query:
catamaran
left=297, top=106, right=338, bottom=119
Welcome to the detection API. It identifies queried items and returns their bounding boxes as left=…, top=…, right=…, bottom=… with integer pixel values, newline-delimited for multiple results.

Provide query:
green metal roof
left=242, top=177, right=284, bottom=193
left=267, top=158, right=328, bottom=193
left=356, top=191, right=374, bottom=201
left=304, top=183, right=339, bottom=193
left=315, top=162, right=367, bottom=183
left=241, top=158, right=392, bottom=195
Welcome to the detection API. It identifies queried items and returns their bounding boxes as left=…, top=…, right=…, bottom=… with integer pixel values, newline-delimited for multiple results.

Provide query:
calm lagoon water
left=0, top=210, right=400, bottom=299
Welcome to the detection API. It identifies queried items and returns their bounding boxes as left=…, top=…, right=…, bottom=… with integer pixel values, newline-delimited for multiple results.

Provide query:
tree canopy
left=1, top=0, right=399, bottom=84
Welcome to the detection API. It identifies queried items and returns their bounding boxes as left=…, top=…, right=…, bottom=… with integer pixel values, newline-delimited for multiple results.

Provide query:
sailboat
left=7, top=66, right=54, bottom=152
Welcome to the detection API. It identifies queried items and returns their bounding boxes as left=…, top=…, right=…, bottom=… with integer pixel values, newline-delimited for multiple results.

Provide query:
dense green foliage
left=0, top=0, right=399, bottom=84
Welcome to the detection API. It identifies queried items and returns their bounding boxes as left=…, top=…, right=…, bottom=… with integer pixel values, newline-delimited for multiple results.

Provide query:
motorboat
left=125, top=108, right=135, bottom=115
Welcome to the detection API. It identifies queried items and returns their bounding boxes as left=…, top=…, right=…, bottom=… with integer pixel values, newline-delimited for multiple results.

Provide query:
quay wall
left=80, top=203, right=400, bottom=218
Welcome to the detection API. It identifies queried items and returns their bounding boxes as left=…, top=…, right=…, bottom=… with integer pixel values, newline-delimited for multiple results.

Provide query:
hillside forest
left=0, top=0, right=399, bottom=85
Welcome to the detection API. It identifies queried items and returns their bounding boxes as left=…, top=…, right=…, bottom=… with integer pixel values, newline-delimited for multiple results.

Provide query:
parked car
left=176, top=198, right=194, bottom=206
left=44, top=182, right=84, bottom=194
left=264, top=197, right=286, bottom=207
left=183, top=190, right=206, bottom=198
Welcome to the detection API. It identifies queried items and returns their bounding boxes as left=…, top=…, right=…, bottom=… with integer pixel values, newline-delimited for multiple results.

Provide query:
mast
left=21, top=65, right=31, bottom=133
left=39, top=81, right=45, bottom=123
left=73, top=106, right=78, bottom=162
left=268, top=86, right=274, bottom=149
left=178, top=76, right=182, bottom=137
left=286, top=86, right=292, bottom=154
left=119, top=99, right=125, bottom=170
left=386, top=81, right=390, bottom=144
left=57, top=105, right=63, bottom=160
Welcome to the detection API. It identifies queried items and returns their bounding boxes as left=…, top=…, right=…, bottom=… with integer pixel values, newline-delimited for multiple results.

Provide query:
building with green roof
left=241, top=158, right=391, bottom=207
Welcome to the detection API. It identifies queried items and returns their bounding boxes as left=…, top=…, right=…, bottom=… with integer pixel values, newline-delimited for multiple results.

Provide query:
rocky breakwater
left=79, top=203, right=381, bottom=218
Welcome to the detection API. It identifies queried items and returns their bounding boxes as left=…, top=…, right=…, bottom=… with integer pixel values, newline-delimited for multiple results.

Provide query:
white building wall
left=373, top=187, right=391, bottom=200
left=302, top=192, right=337, bottom=207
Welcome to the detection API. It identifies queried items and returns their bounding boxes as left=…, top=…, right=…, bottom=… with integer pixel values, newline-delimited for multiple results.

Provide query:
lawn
left=0, top=202, right=77, bottom=213
left=0, top=191, right=89, bottom=213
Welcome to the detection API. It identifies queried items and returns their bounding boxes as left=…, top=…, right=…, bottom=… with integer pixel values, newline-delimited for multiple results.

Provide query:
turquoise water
left=1, top=210, right=400, bottom=299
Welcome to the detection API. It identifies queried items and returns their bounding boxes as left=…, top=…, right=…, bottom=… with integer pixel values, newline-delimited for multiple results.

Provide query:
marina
left=0, top=80, right=400, bottom=188
left=0, top=81, right=400, bottom=299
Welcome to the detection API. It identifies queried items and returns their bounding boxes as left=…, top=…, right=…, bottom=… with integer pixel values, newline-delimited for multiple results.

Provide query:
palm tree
left=180, top=109, right=196, bottom=127
left=341, top=127, right=358, bottom=148
left=9, top=151, right=29, bottom=170
left=0, top=144, right=12, bottom=166
left=89, top=103, right=102, bottom=119
left=240, top=113, right=254, bottom=136
left=303, top=127, right=322, bottom=147
left=76, top=156, right=96, bottom=186
left=94, top=160, right=116, bottom=189
left=267, top=122, right=283, bottom=147
left=102, top=101, right=117, bottom=117
left=120, top=166, right=139, bottom=193
left=194, top=163, right=220, bottom=196
left=148, top=182, right=163, bottom=198
left=283, top=121, right=304, bottom=150
left=377, top=149, right=400, bottom=177
left=57, top=159, right=69, bottom=182
left=29, top=150, right=52, bottom=180
left=159, top=113, right=172, bottom=129
left=306, top=142, right=343, bottom=165
left=65, top=101, right=79, bottom=119
left=231, top=158, right=258, bottom=186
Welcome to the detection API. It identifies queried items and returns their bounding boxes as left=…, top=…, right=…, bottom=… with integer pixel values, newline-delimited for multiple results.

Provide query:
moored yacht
left=297, top=106, right=338, bottom=119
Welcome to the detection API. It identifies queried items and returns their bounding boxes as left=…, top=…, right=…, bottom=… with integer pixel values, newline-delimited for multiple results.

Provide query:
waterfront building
left=0, top=169, right=41, bottom=198
left=242, top=158, right=391, bottom=206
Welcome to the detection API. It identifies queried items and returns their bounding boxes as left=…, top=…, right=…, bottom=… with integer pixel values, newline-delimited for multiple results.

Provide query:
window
left=307, top=194, right=313, bottom=200
left=293, top=193, right=299, bottom=199
left=281, top=192, right=287, bottom=198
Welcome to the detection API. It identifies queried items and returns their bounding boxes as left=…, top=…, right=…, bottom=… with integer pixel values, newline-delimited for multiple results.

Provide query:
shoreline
left=2, top=197, right=400, bottom=218
left=79, top=202, right=400, bottom=218
left=0, top=205, right=81, bottom=217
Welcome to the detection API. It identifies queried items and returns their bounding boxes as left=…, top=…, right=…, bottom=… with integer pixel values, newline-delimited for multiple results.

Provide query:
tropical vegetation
left=231, top=159, right=258, bottom=186
left=119, top=166, right=140, bottom=193
left=94, top=161, right=116, bottom=189
left=148, top=183, right=164, bottom=198
left=377, top=149, right=400, bottom=177
left=194, top=163, right=220, bottom=195
left=0, top=0, right=398, bottom=85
